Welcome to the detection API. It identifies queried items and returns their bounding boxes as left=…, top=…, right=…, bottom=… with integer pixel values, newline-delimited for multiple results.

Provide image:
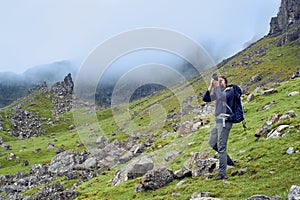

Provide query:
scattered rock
left=255, top=111, right=297, bottom=137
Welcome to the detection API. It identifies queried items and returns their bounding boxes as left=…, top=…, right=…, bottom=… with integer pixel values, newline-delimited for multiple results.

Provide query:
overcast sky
left=0, top=0, right=281, bottom=73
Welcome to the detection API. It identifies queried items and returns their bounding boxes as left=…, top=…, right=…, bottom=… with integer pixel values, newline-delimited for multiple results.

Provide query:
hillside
left=0, top=0, right=300, bottom=199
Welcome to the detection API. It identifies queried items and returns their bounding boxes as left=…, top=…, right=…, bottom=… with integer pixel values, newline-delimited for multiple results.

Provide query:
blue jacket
left=202, top=86, right=234, bottom=122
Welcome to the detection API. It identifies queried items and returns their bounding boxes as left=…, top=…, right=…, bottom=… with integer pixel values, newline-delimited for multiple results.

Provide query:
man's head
left=218, top=75, right=227, bottom=89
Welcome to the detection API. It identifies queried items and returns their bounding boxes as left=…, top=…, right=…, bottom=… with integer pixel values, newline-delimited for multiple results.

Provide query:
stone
left=68, top=125, right=75, bottom=130
left=7, top=153, right=15, bottom=161
left=48, top=149, right=77, bottom=174
left=47, top=142, right=55, bottom=150
left=174, top=152, right=218, bottom=179
left=247, top=195, right=271, bottom=200
left=252, top=75, right=263, bottom=83
left=291, top=68, right=300, bottom=79
left=286, top=147, right=295, bottom=154
left=82, top=157, right=97, bottom=168
left=288, top=91, right=299, bottom=96
left=164, top=151, right=181, bottom=162
left=261, top=89, right=277, bottom=96
left=118, top=151, right=134, bottom=164
left=176, top=180, right=187, bottom=187
left=139, top=165, right=174, bottom=190
left=112, top=156, right=154, bottom=186
left=22, top=160, right=29, bottom=167
left=190, top=191, right=221, bottom=200
left=247, top=94, right=255, bottom=102
left=96, top=135, right=108, bottom=149
left=288, top=185, right=300, bottom=200
left=267, top=125, right=290, bottom=138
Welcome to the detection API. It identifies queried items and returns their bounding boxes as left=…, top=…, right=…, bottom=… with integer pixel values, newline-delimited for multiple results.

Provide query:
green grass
left=74, top=76, right=300, bottom=200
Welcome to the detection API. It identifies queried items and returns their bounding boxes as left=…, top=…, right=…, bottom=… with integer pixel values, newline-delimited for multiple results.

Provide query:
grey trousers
left=209, top=122, right=233, bottom=177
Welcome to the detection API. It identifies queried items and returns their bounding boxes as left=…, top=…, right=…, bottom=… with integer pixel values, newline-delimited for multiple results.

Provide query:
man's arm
left=202, top=79, right=217, bottom=102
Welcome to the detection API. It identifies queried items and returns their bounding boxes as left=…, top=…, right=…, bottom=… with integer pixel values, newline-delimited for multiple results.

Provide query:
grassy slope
left=0, top=35, right=299, bottom=199
left=75, top=76, right=300, bottom=200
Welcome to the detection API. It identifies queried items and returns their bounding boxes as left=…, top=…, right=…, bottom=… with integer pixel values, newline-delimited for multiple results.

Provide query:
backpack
left=225, top=84, right=245, bottom=124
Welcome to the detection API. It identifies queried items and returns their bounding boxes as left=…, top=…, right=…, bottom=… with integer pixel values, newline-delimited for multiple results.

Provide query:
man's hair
left=219, top=75, right=228, bottom=86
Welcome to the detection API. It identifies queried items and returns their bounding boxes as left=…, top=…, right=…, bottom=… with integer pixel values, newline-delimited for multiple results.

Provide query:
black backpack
left=226, top=84, right=245, bottom=124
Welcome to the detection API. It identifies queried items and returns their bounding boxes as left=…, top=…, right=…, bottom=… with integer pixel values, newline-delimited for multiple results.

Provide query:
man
left=202, top=75, right=235, bottom=180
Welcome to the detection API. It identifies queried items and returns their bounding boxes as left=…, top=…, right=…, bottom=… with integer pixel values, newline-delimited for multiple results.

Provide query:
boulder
left=48, top=150, right=77, bottom=174
left=138, top=165, right=174, bottom=190
left=247, top=195, right=271, bottom=200
left=288, top=185, right=300, bottom=200
left=164, top=151, right=181, bottom=162
left=112, top=156, right=154, bottom=186
left=82, top=157, right=97, bottom=168
left=174, top=152, right=218, bottom=179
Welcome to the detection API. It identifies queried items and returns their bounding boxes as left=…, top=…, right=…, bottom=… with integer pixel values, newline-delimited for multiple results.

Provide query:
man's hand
left=208, top=79, right=219, bottom=92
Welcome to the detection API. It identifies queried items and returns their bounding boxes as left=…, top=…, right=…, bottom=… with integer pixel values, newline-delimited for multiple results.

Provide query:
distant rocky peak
left=51, top=73, right=74, bottom=96
left=269, top=0, right=300, bottom=36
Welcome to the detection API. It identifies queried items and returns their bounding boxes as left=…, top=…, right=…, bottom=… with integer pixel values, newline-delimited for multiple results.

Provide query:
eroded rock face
left=269, top=0, right=300, bottom=37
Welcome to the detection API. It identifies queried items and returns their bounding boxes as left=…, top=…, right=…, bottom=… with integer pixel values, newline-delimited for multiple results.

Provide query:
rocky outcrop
left=51, top=73, right=74, bottom=115
left=269, top=0, right=300, bottom=46
left=269, top=0, right=300, bottom=37
left=135, top=165, right=174, bottom=191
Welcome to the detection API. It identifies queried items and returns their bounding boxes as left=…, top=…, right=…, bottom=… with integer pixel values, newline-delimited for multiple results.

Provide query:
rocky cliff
left=269, top=0, right=300, bottom=46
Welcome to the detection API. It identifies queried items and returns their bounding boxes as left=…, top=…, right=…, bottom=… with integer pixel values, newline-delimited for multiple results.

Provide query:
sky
left=0, top=0, right=281, bottom=73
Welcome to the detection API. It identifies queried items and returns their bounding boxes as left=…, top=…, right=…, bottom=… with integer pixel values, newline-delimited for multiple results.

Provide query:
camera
left=212, top=73, right=218, bottom=81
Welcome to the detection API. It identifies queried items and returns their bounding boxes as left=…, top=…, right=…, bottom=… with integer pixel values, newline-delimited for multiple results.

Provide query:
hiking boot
left=227, top=159, right=235, bottom=166
left=213, top=175, right=228, bottom=180
left=227, top=159, right=238, bottom=166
